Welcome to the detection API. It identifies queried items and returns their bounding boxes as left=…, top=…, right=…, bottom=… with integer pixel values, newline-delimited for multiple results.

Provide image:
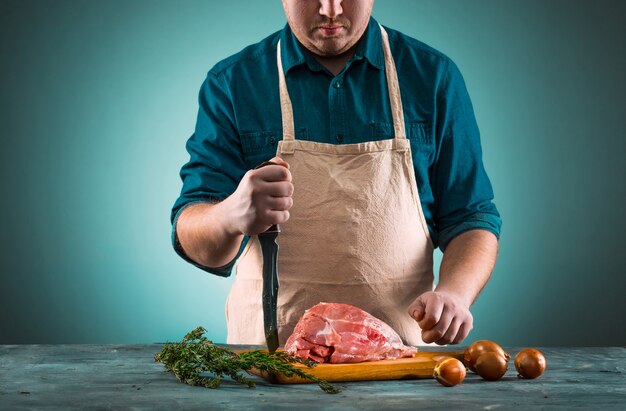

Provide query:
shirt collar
left=279, top=16, right=384, bottom=75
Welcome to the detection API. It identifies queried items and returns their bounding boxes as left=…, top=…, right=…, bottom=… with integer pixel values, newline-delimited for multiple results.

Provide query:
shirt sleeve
left=432, top=59, right=502, bottom=251
left=170, top=71, right=249, bottom=277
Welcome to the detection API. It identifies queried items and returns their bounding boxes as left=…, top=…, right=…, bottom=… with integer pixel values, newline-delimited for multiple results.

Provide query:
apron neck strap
left=276, top=40, right=296, bottom=142
left=378, top=25, right=406, bottom=140
left=276, top=23, right=406, bottom=142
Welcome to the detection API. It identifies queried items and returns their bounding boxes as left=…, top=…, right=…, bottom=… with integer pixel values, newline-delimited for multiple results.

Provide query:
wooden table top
left=0, top=345, right=624, bottom=410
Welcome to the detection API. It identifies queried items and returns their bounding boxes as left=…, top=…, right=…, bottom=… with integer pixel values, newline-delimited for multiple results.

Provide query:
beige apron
left=226, top=25, right=435, bottom=346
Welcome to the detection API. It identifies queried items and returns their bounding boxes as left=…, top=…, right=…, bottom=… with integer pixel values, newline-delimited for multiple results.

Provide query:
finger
left=418, top=296, right=444, bottom=331
left=422, top=306, right=453, bottom=343
left=407, top=297, right=426, bottom=322
left=436, top=317, right=462, bottom=345
left=266, top=209, right=290, bottom=225
left=266, top=196, right=293, bottom=211
left=264, top=181, right=294, bottom=197
left=256, top=165, right=292, bottom=182
left=452, top=318, right=473, bottom=345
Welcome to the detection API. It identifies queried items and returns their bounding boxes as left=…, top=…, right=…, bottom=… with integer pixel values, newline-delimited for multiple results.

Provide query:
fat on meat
left=284, top=302, right=417, bottom=363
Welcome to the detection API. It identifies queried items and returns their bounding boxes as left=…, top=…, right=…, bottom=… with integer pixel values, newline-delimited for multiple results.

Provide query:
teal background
left=1, top=0, right=624, bottom=346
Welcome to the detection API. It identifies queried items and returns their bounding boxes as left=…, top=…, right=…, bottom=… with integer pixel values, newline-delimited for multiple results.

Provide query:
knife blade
left=258, top=224, right=280, bottom=353
left=254, top=160, right=282, bottom=353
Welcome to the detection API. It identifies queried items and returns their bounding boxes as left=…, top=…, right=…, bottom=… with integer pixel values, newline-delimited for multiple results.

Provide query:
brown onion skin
left=464, top=340, right=511, bottom=372
left=475, top=352, right=508, bottom=381
left=433, top=357, right=466, bottom=387
left=515, top=348, right=546, bottom=379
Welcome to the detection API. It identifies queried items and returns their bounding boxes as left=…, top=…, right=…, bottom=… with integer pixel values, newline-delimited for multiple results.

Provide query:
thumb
left=270, top=156, right=290, bottom=169
left=408, top=296, right=426, bottom=322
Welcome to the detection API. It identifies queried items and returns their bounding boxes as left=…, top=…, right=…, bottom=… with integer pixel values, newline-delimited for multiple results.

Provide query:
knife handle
left=259, top=224, right=280, bottom=235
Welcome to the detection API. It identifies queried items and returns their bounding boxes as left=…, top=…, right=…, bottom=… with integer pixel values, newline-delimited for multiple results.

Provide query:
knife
left=258, top=224, right=280, bottom=353
left=254, top=161, right=282, bottom=353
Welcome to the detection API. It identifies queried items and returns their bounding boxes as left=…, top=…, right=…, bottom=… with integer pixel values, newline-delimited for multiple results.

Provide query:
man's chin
left=310, top=40, right=350, bottom=57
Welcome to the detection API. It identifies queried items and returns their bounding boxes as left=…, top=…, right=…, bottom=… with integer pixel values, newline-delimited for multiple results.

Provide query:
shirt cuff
left=171, top=200, right=248, bottom=277
left=438, top=212, right=502, bottom=252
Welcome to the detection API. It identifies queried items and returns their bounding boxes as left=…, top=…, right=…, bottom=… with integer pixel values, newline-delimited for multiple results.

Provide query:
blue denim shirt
left=172, top=17, right=502, bottom=277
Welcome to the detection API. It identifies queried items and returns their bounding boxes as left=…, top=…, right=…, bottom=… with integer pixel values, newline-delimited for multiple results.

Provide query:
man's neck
left=310, top=42, right=359, bottom=77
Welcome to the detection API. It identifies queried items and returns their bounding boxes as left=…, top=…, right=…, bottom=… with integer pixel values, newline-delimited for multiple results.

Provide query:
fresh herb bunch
left=154, top=326, right=341, bottom=394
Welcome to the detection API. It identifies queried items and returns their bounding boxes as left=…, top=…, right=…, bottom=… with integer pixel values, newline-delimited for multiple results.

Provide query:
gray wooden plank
left=0, top=345, right=624, bottom=410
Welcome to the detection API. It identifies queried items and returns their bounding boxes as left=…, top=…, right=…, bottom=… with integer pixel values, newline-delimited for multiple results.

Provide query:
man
left=171, top=0, right=501, bottom=346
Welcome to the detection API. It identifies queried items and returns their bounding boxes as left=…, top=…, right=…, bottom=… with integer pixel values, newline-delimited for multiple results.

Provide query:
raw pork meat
left=284, top=302, right=417, bottom=363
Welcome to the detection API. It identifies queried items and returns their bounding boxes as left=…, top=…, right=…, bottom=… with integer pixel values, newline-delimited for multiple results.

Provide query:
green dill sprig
left=154, top=326, right=341, bottom=394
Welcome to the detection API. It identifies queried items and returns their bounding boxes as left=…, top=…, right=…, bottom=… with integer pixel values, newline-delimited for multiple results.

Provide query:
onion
left=514, top=348, right=546, bottom=379
left=464, top=340, right=510, bottom=372
left=475, top=351, right=508, bottom=381
left=433, top=357, right=466, bottom=387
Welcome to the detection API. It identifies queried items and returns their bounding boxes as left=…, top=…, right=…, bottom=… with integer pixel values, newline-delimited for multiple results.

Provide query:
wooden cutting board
left=246, top=350, right=464, bottom=384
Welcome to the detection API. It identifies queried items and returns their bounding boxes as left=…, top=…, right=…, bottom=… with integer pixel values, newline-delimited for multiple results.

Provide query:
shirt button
left=269, top=136, right=276, bottom=145
left=334, top=81, right=342, bottom=89
left=335, top=134, right=343, bottom=142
